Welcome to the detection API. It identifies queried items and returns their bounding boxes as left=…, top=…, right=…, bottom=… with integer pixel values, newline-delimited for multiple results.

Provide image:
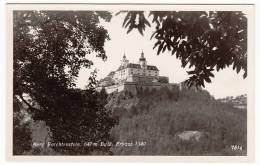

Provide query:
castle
left=97, top=51, right=175, bottom=94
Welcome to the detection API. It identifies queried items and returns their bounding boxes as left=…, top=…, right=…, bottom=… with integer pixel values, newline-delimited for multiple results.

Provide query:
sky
left=76, top=12, right=248, bottom=99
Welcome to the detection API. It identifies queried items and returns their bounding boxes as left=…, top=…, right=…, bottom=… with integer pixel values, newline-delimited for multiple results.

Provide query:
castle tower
left=121, top=53, right=129, bottom=67
left=139, top=51, right=147, bottom=68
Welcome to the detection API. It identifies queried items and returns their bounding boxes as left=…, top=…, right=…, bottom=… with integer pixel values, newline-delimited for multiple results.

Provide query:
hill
left=14, top=85, right=247, bottom=156
left=218, top=94, right=247, bottom=109
left=107, top=85, right=247, bottom=155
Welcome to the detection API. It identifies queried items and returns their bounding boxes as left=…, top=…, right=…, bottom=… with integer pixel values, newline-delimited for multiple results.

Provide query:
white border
left=4, top=3, right=255, bottom=163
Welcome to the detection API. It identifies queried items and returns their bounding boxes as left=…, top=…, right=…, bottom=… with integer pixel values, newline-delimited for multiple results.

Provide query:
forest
left=108, top=86, right=246, bottom=155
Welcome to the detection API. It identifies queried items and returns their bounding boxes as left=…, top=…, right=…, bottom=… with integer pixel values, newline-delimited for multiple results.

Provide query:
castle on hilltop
left=97, top=51, right=174, bottom=94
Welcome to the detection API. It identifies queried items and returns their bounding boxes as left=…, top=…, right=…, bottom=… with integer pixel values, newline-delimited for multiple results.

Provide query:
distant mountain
left=217, top=94, right=247, bottom=109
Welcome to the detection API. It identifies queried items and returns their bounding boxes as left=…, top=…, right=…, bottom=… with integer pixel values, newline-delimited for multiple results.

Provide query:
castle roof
left=127, top=63, right=141, bottom=69
left=146, top=65, right=159, bottom=71
left=116, top=63, right=159, bottom=71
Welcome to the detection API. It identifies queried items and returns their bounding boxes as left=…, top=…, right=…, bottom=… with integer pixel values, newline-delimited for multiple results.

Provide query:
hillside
left=218, top=94, right=247, bottom=109
left=107, top=86, right=247, bottom=155
left=15, top=85, right=247, bottom=156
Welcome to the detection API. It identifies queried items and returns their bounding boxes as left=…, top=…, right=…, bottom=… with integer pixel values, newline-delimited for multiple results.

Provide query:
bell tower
left=139, top=51, right=147, bottom=68
left=121, top=52, right=129, bottom=67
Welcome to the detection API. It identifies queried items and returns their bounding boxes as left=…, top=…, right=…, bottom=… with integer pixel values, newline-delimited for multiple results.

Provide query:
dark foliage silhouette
left=13, top=11, right=115, bottom=154
left=118, top=11, right=247, bottom=88
left=13, top=97, right=32, bottom=155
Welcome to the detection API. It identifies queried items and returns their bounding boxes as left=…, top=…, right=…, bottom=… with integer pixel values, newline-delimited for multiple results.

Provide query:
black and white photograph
left=5, top=3, right=255, bottom=162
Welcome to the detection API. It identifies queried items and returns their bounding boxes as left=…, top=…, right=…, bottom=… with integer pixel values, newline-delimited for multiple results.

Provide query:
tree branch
left=18, top=94, right=40, bottom=111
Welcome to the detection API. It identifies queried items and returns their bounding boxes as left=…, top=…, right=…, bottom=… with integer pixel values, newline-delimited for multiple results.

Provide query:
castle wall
left=117, top=83, right=125, bottom=92
left=99, top=82, right=178, bottom=95
left=126, top=75, right=159, bottom=83
left=104, top=84, right=122, bottom=94
left=137, top=82, right=175, bottom=91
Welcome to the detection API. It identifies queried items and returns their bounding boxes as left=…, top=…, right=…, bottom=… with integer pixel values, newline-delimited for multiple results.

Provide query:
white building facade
left=113, top=51, right=159, bottom=81
left=98, top=51, right=168, bottom=87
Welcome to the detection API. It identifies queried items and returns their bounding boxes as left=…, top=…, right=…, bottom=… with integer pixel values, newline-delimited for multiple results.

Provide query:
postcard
left=6, top=3, right=255, bottom=162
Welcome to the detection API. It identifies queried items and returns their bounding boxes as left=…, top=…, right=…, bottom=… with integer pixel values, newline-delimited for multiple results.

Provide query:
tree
left=13, top=97, right=32, bottom=155
left=45, top=77, right=115, bottom=154
left=14, top=10, right=111, bottom=100
left=118, top=11, right=247, bottom=88
left=13, top=11, right=115, bottom=154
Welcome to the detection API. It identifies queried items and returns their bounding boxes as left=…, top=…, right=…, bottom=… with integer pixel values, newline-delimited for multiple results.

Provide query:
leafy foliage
left=119, top=11, right=247, bottom=88
left=44, top=87, right=115, bottom=155
left=14, top=10, right=111, bottom=98
left=116, top=11, right=151, bottom=35
left=13, top=97, right=32, bottom=155
left=13, top=11, right=115, bottom=154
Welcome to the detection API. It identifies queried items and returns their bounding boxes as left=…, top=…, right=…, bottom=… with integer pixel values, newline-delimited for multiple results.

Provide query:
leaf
left=172, top=49, right=176, bottom=55
left=122, top=12, right=131, bottom=27
left=167, top=44, right=171, bottom=51
left=137, top=25, right=144, bottom=36
left=162, top=44, right=167, bottom=53
left=243, top=70, right=247, bottom=78
left=236, top=65, right=241, bottom=73
left=144, top=18, right=151, bottom=27
left=153, top=41, right=161, bottom=49
left=157, top=42, right=164, bottom=55
left=187, top=71, right=196, bottom=75
left=115, top=11, right=126, bottom=16
left=204, top=76, right=211, bottom=83
left=233, top=63, right=236, bottom=70
left=127, top=25, right=134, bottom=34
left=150, top=31, right=157, bottom=40
left=182, top=59, right=188, bottom=68
left=208, top=72, right=215, bottom=77
left=199, top=79, right=205, bottom=88
left=176, top=51, right=180, bottom=58
left=124, top=20, right=132, bottom=28
left=216, top=65, right=220, bottom=71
